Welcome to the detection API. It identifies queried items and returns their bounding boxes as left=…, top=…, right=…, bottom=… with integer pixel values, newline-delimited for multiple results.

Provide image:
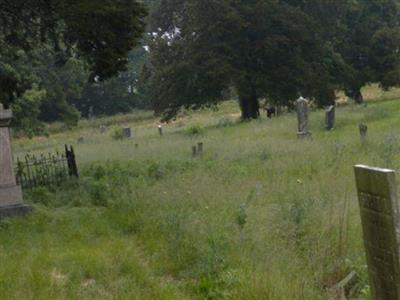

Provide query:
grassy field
left=2, top=87, right=400, bottom=299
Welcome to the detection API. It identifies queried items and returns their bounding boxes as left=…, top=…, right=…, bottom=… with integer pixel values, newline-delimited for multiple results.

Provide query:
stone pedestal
left=0, top=104, right=30, bottom=219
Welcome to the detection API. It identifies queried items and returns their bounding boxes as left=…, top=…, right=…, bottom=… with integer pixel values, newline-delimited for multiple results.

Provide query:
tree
left=144, top=0, right=335, bottom=120
left=335, top=0, right=400, bottom=103
left=0, top=0, right=147, bottom=107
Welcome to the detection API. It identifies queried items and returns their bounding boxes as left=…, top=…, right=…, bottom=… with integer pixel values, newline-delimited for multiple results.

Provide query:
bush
left=186, top=123, right=204, bottom=135
left=110, top=127, right=125, bottom=140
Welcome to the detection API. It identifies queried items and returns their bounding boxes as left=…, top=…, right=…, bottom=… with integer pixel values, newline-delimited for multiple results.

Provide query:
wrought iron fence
left=15, top=145, right=79, bottom=190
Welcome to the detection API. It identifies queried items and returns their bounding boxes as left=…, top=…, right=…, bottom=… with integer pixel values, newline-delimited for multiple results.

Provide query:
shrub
left=110, top=127, right=125, bottom=140
left=186, top=123, right=204, bottom=135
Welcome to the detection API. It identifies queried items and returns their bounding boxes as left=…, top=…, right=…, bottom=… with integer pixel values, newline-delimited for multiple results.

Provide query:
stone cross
left=296, top=97, right=311, bottom=139
left=325, top=105, right=335, bottom=130
left=0, top=104, right=29, bottom=218
left=359, top=124, right=368, bottom=143
left=354, top=165, right=400, bottom=299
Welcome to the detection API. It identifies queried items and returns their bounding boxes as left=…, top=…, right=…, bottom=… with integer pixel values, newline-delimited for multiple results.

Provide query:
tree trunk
left=345, top=88, right=364, bottom=104
left=239, top=88, right=260, bottom=120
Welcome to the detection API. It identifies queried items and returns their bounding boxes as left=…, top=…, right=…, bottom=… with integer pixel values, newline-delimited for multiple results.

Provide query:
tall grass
left=3, top=94, right=400, bottom=299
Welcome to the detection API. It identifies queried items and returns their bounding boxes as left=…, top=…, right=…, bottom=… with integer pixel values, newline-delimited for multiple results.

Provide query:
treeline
left=144, top=0, right=400, bottom=120
left=2, top=0, right=400, bottom=134
left=0, top=0, right=152, bottom=136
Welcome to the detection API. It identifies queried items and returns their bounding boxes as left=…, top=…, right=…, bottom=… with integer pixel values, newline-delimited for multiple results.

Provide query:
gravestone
left=359, top=124, right=368, bottom=142
left=354, top=165, right=400, bottom=299
left=99, top=125, right=107, bottom=134
left=325, top=105, right=335, bottom=130
left=197, top=142, right=203, bottom=154
left=266, top=106, right=276, bottom=119
left=158, top=125, right=163, bottom=136
left=122, top=128, right=132, bottom=139
left=192, top=146, right=197, bottom=157
left=0, top=104, right=30, bottom=218
left=296, top=97, right=311, bottom=139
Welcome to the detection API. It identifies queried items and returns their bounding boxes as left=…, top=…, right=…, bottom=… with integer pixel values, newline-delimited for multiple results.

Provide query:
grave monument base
left=0, top=204, right=32, bottom=219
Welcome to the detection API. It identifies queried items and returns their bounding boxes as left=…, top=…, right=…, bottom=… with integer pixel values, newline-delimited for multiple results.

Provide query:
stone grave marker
left=296, top=97, right=311, bottom=139
left=192, top=146, right=197, bottom=157
left=359, top=124, right=368, bottom=143
left=0, top=104, right=30, bottom=218
left=354, top=165, right=400, bottom=299
left=197, top=142, right=203, bottom=154
left=122, top=127, right=132, bottom=139
left=158, top=125, right=163, bottom=136
left=100, top=125, right=107, bottom=134
left=325, top=105, right=335, bottom=130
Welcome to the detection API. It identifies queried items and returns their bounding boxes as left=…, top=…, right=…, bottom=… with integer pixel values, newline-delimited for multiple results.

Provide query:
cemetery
left=4, top=1, right=400, bottom=299
left=0, top=87, right=399, bottom=298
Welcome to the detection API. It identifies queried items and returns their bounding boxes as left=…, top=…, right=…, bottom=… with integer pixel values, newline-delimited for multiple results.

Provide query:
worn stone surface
left=100, top=125, right=107, bottom=134
left=296, top=97, right=311, bottom=138
left=354, top=165, right=400, bottom=300
left=123, top=128, right=132, bottom=138
left=325, top=105, right=335, bottom=130
left=0, top=204, right=32, bottom=220
left=359, top=124, right=368, bottom=142
left=0, top=104, right=24, bottom=210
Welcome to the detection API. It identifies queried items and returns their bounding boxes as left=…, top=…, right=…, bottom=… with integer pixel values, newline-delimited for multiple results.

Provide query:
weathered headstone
left=158, top=125, right=163, bottom=136
left=197, top=142, right=203, bottom=154
left=0, top=104, right=30, bottom=218
left=325, top=105, right=335, bottom=130
left=99, top=125, right=107, bottom=134
left=354, top=165, right=400, bottom=299
left=192, top=146, right=197, bottom=157
left=359, top=124, right=368, bottom=143
left=266, top=105, right=276, bottom=119
left=296, top=97, right=311, bottom=139
left=122, top=127, right=132, bottom=139
left=77, top=137, right=84, bottom=144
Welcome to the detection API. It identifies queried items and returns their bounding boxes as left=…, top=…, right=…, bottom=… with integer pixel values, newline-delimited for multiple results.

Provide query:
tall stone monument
left=0, top=104, right=30, bottom=218
left=325, top=105, right=335, bottom=130
left=296, top=97, right=311, bottom=139
left=354, top=165, right=400, bottom=299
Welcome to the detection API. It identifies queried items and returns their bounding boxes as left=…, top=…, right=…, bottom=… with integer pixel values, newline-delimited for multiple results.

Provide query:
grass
left=3, top=87, right=400, bottom=299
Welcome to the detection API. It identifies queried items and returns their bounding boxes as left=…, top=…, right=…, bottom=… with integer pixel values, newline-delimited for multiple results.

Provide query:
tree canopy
left=144, top=0, right=400, bottom=120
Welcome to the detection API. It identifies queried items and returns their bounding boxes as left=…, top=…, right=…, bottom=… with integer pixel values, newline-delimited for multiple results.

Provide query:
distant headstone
left=158, top=125, right=163, bottom=136
left=296, top=97, right=311, bottom=139
left=77, top=137, right=84, bottom=143
left=359, top=124, right=368, bottom=142
left=325, top=105, right=335, bottom=130
left=266, top=106, right=276, bottom=119
left=0, top=104, right=30, bottom=218
left=354, top=165, right=400, bottom=299
left=192, top=146, right=197, bottom=157
left=197, top=142, right=203, bottom=154
left=100, top=125, right=107, bottom=134
left=122, top=128, right=132, bottom=139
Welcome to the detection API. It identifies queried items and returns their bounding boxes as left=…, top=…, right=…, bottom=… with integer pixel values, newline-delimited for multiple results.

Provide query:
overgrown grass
left=4, top=91, right=400, bottom=299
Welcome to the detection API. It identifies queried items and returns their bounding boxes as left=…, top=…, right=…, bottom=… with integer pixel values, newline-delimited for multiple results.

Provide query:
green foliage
left=12, top=84, right=47, bottom=138
left=110, top=127, right=126, bottom=141
left=186, top=124, right=204, bottom=135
